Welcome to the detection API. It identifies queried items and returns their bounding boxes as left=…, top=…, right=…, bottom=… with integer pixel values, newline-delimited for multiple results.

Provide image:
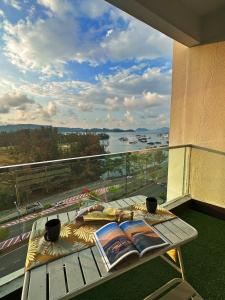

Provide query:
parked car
left=54, top=201, right=65, bottom=207
left=26, top=202, right=43, bottom=213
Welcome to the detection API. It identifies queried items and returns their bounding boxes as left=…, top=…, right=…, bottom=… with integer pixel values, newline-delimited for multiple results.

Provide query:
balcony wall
left=169, top=40, right=225, bottom=152
left=168, top=40, right=225, bottom=208
left=189, top=147, right=225, bottom=208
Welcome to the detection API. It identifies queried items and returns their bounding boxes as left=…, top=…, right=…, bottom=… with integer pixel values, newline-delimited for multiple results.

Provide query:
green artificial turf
left=73, top=209, right=225, bottom=300
left=4, top=209, right=223, bottom=300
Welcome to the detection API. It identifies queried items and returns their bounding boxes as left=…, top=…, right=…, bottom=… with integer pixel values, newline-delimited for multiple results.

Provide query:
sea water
left=103, top=131, right=168, bottom=153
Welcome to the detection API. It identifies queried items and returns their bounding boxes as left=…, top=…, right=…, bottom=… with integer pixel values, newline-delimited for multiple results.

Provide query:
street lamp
left=14, top=200, right=23, bottom=241
left=100, top=175, right=108, bottom=202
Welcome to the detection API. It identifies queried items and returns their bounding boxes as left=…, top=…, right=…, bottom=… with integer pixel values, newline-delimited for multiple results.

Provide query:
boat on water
left=129, top=141, right=137, bottom=144
left=118, top=137, right=128, bottom=141
left=147, top=142, right=155, bottom=145
left=138, top=136, right=147, bottom=142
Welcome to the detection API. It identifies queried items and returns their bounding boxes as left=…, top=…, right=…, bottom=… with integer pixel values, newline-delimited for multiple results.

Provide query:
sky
left=0, top=0, right=172, bottom=129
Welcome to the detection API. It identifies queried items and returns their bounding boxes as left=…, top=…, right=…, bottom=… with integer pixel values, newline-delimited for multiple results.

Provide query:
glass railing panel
left=0, top=170, right=20, bottom=242
left=189, top=146, right=225, bottom=208
left=102, top=153, right=127, bottom=202
left=125, top=148, right=169, bottom=204
left=0, top=147, right=172, bottom=276
left=166, top=146, right=191, bottom=201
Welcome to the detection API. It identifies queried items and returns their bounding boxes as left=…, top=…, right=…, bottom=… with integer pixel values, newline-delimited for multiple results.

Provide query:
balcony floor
left=73, top=208, right=225, bottom=300
left=3, top=207, right=225, bottom=300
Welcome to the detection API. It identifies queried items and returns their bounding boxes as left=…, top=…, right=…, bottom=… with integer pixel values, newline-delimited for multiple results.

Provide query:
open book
left=94, top=220, right=169, bottom=271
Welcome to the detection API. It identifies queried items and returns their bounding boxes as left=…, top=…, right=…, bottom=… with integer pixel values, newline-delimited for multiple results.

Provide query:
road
left=7, top=219, right=33, bottom=239
left=6, top=204, right=81, bottom=239
left=0, top=244, right=28, bottom=277
left=5, top=181, right=165, bottom=239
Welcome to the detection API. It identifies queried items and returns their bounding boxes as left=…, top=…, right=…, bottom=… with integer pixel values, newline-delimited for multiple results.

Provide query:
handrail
left=190, top=145, right=225, bottom=157
left=1, top=144, right=224, bottom=173
left=0, top=145, right=187, bottom=173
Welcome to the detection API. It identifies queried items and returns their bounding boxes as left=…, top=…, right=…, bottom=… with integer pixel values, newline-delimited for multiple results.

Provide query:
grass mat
left=73, top=209, right=225, bottom=300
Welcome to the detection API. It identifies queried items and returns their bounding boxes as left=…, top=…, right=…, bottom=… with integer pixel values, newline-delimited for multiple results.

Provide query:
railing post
left=14, top=172, right=20, bottom=206
left=125, top=153, right=128, bottom=196
left=145, top=155, right=147, bottom=185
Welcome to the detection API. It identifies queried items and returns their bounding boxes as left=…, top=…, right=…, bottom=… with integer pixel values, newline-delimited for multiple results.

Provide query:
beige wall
left=189, top=148, right=225, bottom=208
left=168, top=41, right=225, bottom=207
left=170, top=41, right=225, bottom=152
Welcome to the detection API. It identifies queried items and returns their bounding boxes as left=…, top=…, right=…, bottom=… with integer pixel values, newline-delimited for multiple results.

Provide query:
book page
left=119, top=220, right=168, bottom=256
left=94, top=222, right=139, bottom=270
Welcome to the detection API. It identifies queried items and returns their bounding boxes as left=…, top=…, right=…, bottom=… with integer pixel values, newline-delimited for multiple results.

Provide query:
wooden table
left=21, top=195, right=198, bottom=300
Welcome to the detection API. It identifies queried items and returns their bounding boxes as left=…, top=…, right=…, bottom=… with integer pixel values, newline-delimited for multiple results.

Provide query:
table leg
left=160, top=247, right=186, bottom=280
left=177, top=247, right=185, bottom=280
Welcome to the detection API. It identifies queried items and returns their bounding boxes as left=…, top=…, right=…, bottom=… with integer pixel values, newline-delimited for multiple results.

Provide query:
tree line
left=0, top=127, right=105, bottom=163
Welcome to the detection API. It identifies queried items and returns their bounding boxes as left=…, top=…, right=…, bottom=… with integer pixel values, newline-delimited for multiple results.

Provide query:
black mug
left=45, top=219, right=61, bottom=242
left=146, top=197, right=157, bottom=214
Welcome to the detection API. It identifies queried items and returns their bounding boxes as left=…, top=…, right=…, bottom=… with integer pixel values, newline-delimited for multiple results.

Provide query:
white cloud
left=38, top=0, right=110, bottom=19
left=47, top=101, right=57, bottom=116
left=101, top=18, right=172, bottom=61
left=16, top=63, right=171, bottom=112
left=0, top=1, right=172, bottom=127
left=123, top=92, right=167, bottom=110
left=8, top=101, right=57, bottom=123
left=0, top=9, right=5, bottom=17
left=2, top=2, right=171, bottom=77
left=2, top=14, right=109, bottom=77
left=0, top=92, right=34, bottom=109
left=0, top=61, right=171, bottom=126
left=35, top=101, right=57, bottom=121
left=123, top=96, right=136, bottom=108
left=0, top=91, right=58, bottom=123
left=105, top=96, right=119, bottom=110
left=2, top=0, right=21, bottom=10
left=37, top=0, right=73, bottom=16
left=106, top=29, right=113, bottom=38
left=143, top=92, right=165, bottom=106
left=28, top=5, right=37, bottom=18
left=124, top=111, right=134, bottom=124
left=2, top=17, right=85, bottom=77
left=0, top=106, right=9, bottom=114
left=77, top=102, right=93, bottom=112
left=79, top=0, right=110, bottom=19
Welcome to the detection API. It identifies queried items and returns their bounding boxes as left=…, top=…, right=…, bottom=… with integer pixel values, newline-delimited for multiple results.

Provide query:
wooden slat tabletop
left=22, top=195, right=198, bottom=300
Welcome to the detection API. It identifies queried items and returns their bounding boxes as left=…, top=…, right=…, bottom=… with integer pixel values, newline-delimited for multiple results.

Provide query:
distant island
left=147, top=127, right=169, bottom=134
left=136, top=128, right=151, bottom=132
left=0, top=124, right=134, bottom=133
left=0, top=124, right=169, bottom=134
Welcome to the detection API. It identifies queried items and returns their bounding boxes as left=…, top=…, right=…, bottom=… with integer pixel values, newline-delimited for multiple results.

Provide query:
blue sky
left=0, top=0, right=172, bottom=129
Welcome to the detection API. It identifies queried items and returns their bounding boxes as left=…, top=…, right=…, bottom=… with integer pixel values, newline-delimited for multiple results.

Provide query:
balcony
left=0, top=145, right=224, bottom=299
